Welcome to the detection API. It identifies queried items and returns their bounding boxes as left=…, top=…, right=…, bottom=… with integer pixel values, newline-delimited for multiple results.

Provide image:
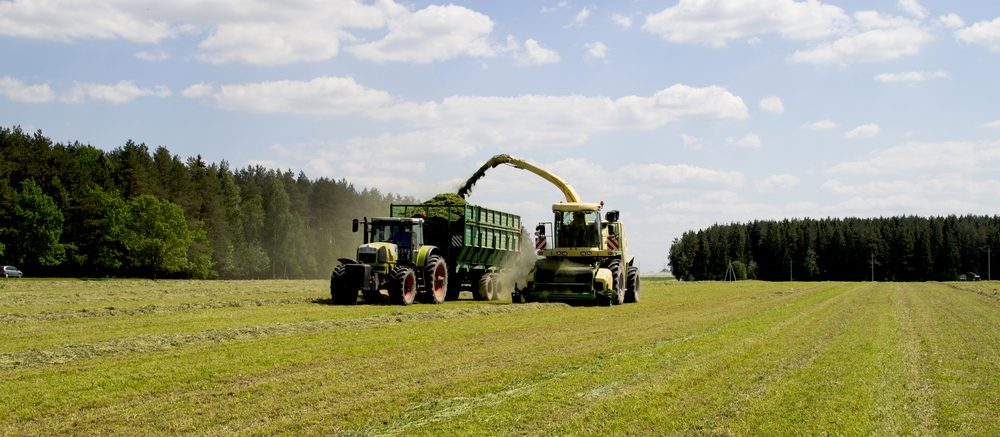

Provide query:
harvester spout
left=458, top=154, right=581, bottom=203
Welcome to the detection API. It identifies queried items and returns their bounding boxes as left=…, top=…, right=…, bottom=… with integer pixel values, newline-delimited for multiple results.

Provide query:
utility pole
left=984, top=246, right=992, bottom=281
left=871, top=250, right=875, bottom=282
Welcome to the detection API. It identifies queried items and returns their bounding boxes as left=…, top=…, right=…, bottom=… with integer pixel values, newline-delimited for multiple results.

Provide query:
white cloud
left=727, top=133, right=762, bottom=149
left=201, top=77, right=748, bottom=150
left=572, top=7, right=592, bottom=27
left=210, top=76, right=392, bottom=116
left=758, top=95, right=784, bottom=114
left=937, top=13, right=965, bottom=30
left=679, top=133, right=705, bottom=148
left=181, top=83, right=215, bottom=99
left=0, top=0, right=508, bottom=66
left=0, top=0, right=172, bottom=43
left=897, top=0, right=928, bottom=20
left=620, top=163, right=745, bottom=188
left=642, top=0, right=849, bottom=47
left=541, top=2, right=571, bottom=13
left=984, top=120, right=1000, bottom=129
left=584, top=41, right=608, bottom=61
left=874, top=70, right=947, bottom=82
left=0, top=76, right=56, bottom=103
left=64, top=81, right=170, bottom=104
left=956, top=17, right=1000, bottom=52
left=198, top=21, right=349, bottom=65
left=827, top=140, right=1000, bottom=175
left=507, top=36, right=561, bottom=66
left=348, top=4, right=495, bottom=64
left=843, top=123, right=880, bottom=139
left=792, top=11, right=931, bottom=65
left=757, top=174, right=800, bottom=191
left=134, top=50, right=169, bottom=62
left=612, top=13, right=633, bottom=29
left=803, top=119, right=838, bottom=130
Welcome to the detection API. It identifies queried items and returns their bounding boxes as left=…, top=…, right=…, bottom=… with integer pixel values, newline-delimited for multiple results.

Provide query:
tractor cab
left=353, top=217, right=424, bottom=266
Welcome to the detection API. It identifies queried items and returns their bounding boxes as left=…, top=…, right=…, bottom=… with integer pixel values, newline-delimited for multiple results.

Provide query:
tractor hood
left=357, top=242, right=398, bottom=265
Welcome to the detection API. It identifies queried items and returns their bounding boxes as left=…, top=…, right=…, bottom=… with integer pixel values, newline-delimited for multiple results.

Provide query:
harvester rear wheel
left=625, top=266, right=640, bottom=303
left=389, top=267, right=417, bottom=305
left=475, top=274, right=492, bottom=301
left=330, top=266, right=356, bottom=305
left=421, top=255, right=448, bottom=304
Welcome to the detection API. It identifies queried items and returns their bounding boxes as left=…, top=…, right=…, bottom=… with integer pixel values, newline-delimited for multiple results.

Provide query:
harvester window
left=556, top=211, right=600, bottom=248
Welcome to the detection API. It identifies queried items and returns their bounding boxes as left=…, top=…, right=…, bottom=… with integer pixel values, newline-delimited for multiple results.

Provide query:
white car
left=2, top=265, right=23, bottom=278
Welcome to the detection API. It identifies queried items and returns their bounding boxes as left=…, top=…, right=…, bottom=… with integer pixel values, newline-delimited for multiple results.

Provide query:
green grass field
left=1, top=279, right=998, bottom=435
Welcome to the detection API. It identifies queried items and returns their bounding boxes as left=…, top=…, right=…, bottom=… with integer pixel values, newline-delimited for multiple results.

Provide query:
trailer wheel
left=489, top=275, right=502, bottom=301
left=625, top=266, right=640, bottom=304
left=421, top=255, right=448, bottom=304
left=389, top=267, right=417, bottom=305
left=330, top=266, right=356, bottom=305
left=475, top=274, right=492, bottom=301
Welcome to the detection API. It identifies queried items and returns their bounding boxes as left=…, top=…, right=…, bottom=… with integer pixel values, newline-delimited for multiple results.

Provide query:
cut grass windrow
left=0, top=297, right=319, bottom=323
left=0, top=303, right=563, bottom=370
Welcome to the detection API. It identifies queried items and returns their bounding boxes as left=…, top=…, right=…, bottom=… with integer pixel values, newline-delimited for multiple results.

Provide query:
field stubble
left=0, top=279, right=998, bottom=435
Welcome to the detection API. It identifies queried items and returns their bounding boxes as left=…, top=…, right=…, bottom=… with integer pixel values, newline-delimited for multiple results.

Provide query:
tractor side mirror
left=535, top=224, right=545, bottom=236
left=352, top=218, right=359, bottom=233
left=605, top=210, right=620, bottom=223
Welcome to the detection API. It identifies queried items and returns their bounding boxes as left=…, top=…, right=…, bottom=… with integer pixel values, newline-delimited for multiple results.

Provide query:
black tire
left=474, top=274, right=492, bottom=301
left=606, top=259, right=624, bottom=305
left=330, top=266, right=357, bottom=305
left=489, top=275, right=502, bottom=301
left=625, top=266, right=640, bottom=304
left=389, top=267, right=417, bottom=305
left=421, top=255, right=448, bottom=304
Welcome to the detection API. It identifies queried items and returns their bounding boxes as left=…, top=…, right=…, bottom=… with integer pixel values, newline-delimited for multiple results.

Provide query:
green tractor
left=330, top=217, right=448, bottom=305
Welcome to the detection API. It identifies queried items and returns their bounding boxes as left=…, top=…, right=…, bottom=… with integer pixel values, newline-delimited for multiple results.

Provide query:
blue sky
left=2, top=0, right=1000, bottom=273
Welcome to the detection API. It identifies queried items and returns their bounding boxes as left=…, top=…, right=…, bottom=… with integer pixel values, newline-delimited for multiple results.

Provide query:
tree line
left=0, top=126, right=409, bottom=279
left=669, top=216, right=998, bottom=282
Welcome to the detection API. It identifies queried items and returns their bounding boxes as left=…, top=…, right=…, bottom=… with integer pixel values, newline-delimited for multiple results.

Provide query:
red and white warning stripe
left=607, top=236, right=619, bottom=251
left=535, top=236, right=547, bottom=251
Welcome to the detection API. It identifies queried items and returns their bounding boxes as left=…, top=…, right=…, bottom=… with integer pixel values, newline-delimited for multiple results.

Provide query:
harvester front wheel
left=330, top=266, right=356, bottom=305
left=625, top=266, right=640, bottom=303
left=421, top=255, right=448, bottom=304
left=389, top=267, right=417, bottom=305
left=606, top=259, right=625, bottom=305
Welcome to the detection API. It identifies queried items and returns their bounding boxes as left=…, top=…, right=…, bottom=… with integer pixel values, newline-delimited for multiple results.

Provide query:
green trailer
left=390, top=203, right=523, bottom=301
left=330, top=203, right=524, bottom=305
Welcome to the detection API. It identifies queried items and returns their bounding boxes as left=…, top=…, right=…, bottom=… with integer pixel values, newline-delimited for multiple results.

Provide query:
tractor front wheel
left=330, top=266, right=357, bottom=305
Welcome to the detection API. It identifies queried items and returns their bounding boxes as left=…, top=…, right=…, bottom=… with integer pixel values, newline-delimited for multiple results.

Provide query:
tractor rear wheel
left=421, top=255, right=448, bottom=304
left=625, top=266, right=640, bottom=303
left=389, top=267, right=417, bottom=305
left=475, top=274, right=492, bottom=301
left=330, top=266, right=356, bottom=305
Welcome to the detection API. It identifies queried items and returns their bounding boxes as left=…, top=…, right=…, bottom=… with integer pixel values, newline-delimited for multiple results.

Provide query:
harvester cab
left=518, top=201, right=637, bottom=305
left=329, top=216, right=448, bottom=306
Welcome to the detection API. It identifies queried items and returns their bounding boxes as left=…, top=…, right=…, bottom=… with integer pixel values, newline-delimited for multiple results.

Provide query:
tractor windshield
left=555, top=210, right=600, bottom=248
left=371, top=221, right=414, bottom=253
